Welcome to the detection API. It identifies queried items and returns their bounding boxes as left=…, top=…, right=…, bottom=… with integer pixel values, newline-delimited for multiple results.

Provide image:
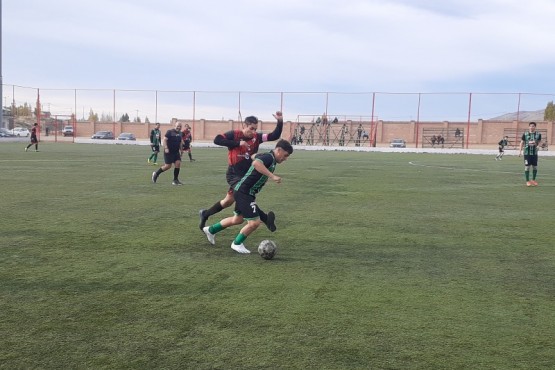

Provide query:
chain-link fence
left=2, top=85, right=554, bottom=148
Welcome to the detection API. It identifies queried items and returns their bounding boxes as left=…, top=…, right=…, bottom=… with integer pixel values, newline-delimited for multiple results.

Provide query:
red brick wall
left=71, top=119, right=554, bottom=147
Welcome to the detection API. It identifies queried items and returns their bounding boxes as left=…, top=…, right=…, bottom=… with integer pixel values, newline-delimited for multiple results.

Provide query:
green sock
left=233, top=233, right=247, bottom=245
left=209, top=222, right=224, bottom=234
left=533, top=170, right=537, bottom=180
left=153, top=154, right=157, bottom=163
left=525, top=171, right=530, bottom=181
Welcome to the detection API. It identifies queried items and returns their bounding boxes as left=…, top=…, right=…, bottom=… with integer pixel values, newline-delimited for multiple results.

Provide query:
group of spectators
left=291, top=115, right=370, bottom=146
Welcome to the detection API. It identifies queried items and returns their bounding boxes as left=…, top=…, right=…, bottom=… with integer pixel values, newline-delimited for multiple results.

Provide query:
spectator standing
left=356, top=124, right=363, bottom=146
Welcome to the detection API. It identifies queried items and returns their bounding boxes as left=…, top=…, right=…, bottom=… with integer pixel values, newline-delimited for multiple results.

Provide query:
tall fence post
left=465, top=93, right=472, bottom=149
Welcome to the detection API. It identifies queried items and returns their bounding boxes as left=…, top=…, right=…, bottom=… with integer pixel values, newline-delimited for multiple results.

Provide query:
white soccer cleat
left=231, top=242, right=251, bottom=254
left=203, top=227, right=215, bottom=245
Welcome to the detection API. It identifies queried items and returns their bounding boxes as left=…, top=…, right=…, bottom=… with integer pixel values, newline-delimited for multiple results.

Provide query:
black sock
left=259, top=209, right=267, bottom=223
left=188, top=152, right=193, bottom=160
left=174, top=168, right=180, bottom=180
left=205, top=201, right=224, bottom=217
left=155, top=168, right=164, bottom=176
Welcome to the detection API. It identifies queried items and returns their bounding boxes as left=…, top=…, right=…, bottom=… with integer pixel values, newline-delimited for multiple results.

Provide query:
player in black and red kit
left=25, top=123, right=39, bottom=152
left=182, top=124, right=195, bottom=162
left=203, top=139, right=293, bottom=254
left=199, top=111, right=283, bottom=232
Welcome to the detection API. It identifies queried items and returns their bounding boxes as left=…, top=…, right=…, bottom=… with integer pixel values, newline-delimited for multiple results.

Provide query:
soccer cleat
left=231, top=242, right=251, bottom=254
left=152, top=162, right=158, bottom=165
left=530, top=180, right=538, bottom=186
left=35, top=150, right=39, bottom=152
left=147, top=158, right=151, bottom=164
left=265, top=211, right=277, bottom=232
left=203, top=227, right=216, bottom=245
left=172, top=179, right=183, bottom=186
left=152, top=171, right=158, bottom=183
left=25, top=147, right=28, bottom=152
left=526, top=181, right=532, bottom=187
left=190, top=159, right=196, bottom=162
left=199, top=209, right=208, bottom=230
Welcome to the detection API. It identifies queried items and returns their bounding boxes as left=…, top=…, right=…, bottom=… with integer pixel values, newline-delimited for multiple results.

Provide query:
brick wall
left=68, top=118, right=554, bottom=148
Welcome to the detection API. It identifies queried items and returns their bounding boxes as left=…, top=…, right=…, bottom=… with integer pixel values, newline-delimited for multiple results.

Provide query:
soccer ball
left=258, top=240, right=277, bottom=260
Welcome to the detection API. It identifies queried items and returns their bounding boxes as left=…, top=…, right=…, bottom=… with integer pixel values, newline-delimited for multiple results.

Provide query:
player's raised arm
left=265, top=111, right=284, bottom=142
left=214, top=131, right=242, bottom=148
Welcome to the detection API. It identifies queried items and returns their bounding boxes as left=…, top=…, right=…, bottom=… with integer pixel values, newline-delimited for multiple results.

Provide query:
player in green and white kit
left=518, top=122, right=542, bottom=187
left=495, top=136, right=509, bottom=160
left=148, top=123, right=162, bottom=165
left=202, top=140, right=293, bottom=254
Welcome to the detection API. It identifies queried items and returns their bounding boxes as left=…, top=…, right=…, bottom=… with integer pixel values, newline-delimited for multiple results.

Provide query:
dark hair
left=244, top=116, right=259, bottom=125
left=275, top=139, right=293, bottom=154
left=529, top=122, right=537, bottom=127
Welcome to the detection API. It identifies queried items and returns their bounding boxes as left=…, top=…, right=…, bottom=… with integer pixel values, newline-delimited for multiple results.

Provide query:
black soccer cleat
left=265, top=211, right=277, bottom=232
left=199, top=209, right=208, bottom=230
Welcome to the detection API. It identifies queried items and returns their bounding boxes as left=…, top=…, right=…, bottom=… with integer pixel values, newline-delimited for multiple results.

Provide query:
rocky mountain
left=489, top=109, right=544, bottom=121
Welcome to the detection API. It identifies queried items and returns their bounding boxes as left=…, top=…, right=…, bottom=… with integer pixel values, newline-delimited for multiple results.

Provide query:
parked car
left=12, top=127, right=30, bottom=137
left=62, top=126, right=74, bottom=137
left=117, top=132, right=136, bottom=141
left=0, top=128, right=15, bottom=137
left=91, top=131, right=114, bottom=139
left=389, top=138, right=406, bottom=148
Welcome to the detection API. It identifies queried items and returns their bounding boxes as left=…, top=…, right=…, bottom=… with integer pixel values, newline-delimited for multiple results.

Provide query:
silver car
left=117, top=132, right=136, bottom=141
left=12, top=127, right=30, bottom=137
left=389, top=139, right=406, bottom=148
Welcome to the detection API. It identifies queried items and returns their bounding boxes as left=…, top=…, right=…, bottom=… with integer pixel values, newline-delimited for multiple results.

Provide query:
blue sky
left=3, top=0, right=555, bottom=121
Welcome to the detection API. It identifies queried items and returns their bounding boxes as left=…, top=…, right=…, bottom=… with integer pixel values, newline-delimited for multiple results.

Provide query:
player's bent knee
left=222, top=197, right=235, bottom=208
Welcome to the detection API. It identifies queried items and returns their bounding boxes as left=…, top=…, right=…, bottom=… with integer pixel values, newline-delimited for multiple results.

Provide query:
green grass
left=1, top=142, right=554, bottom=369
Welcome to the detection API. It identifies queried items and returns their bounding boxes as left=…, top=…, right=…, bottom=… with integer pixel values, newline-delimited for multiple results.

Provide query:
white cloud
left=4, top=0, right=555, bottom=93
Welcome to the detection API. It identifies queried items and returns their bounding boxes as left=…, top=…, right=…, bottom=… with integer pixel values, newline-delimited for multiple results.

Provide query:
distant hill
left=489, top=109, right=544, bottom=121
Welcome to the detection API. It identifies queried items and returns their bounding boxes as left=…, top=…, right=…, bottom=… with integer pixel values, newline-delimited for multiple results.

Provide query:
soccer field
left=1, top=142, right=554, bottom=369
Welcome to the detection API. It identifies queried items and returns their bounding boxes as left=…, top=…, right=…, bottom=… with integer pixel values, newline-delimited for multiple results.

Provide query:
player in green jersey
left=148, top=123, right=162, bottom=165
left=202, top=140, right=293, bottom=254
left=518, top=122, right=542, bottom=187
left=495, top=136, right=509, bottom=160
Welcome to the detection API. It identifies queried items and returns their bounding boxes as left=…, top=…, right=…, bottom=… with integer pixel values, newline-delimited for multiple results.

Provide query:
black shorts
left=226, top=167, right=243, bottom=191
left=498, top=146, right=504, bottom=153
left=151, top=144, right=160, bottom=152
left=233, top=190, right=259, bottom=220
left=164, top=151, right=181, bottom=164
left=523, top=154, right=538, bottom=167
left=30, top=135, right=38, bottom=144
left=183, top=140, right=191, bottom=150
